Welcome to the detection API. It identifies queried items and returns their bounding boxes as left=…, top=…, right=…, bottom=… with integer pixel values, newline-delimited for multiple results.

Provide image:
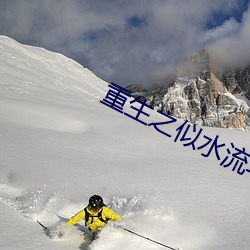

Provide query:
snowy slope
left=0, top=36, right=250, bottom=250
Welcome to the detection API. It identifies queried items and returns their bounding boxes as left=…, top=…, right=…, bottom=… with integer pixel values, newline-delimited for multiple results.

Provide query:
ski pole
left=37, top=220, right=48, bottom=231
left=122, top=227, right=180, bottom=250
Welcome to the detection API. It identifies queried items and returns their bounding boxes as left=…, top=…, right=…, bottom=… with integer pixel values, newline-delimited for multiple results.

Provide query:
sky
left=0, top=0, right=249, bottom=88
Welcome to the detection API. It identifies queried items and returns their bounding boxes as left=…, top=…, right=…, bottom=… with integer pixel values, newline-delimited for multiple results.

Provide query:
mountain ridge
left=126, top=49, right=250, bottom=130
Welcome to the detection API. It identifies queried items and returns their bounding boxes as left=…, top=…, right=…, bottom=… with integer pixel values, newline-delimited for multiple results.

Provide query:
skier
left=66, top=194, right=121, bottom=239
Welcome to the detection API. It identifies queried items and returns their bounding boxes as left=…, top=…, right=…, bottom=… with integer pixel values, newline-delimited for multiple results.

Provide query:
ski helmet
left=89, top=195, right=104, bottom=210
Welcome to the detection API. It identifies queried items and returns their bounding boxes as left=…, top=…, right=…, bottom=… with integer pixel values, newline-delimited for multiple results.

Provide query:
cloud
left=200, top=18, right=240, bottom=45
left=209, top=4, right=250, bottom=69
left=0, top=0, right=249, bottom=87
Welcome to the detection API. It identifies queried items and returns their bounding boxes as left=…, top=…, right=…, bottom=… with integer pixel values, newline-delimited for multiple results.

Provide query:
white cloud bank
left=0, top=0, right=249, bottom=86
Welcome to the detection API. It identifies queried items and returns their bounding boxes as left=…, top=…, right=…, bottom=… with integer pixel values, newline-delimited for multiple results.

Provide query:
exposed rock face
left=218, top=66, right=250, bottom=100
left=126, top=49, right=250, bottom=130
left=125, top=83, right=146, bottom=97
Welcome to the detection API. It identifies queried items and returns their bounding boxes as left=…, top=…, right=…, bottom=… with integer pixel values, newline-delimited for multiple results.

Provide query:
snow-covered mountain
left=127, top=49, right=250, bottom=130
left=0, top=36, right=250, bottom=250
left=218, top=65, right=250, bottom=101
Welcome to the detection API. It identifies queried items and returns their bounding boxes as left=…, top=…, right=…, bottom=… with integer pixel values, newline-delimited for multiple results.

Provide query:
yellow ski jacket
left=67, top=206, right=121, bottom=233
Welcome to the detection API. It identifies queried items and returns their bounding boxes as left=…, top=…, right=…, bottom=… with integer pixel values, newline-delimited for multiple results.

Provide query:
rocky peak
left=177, top=48, right=210, bottom=78
left=128, top=49, right=250, bottom=130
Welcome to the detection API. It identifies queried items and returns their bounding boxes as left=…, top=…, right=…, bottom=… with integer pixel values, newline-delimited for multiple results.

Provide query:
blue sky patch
left=126, top=15, right=148, bottom=28
left=206, top=0, right=249, bottom=29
